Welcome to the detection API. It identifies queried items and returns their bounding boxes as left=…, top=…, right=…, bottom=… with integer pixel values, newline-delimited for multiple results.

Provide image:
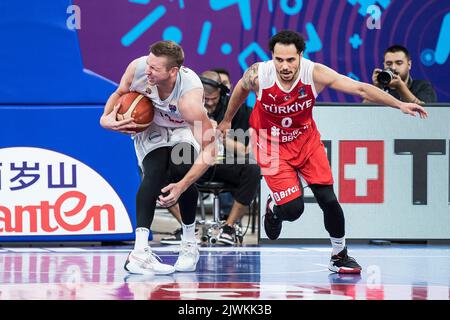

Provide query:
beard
left=279, top=70, right=296, bottom=82
left=399, top=72, right=409, bottom=82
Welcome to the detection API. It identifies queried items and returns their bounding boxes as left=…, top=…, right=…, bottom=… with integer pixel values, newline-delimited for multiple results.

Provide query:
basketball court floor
left=0, top=243, right=449, bottom=300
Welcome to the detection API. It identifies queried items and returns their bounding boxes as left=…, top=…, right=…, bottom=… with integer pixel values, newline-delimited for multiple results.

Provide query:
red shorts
left=252, top=128, right=333, bottom=205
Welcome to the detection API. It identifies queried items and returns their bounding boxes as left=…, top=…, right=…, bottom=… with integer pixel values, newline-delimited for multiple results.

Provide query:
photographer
left=364, top=45, right=437, bottom=104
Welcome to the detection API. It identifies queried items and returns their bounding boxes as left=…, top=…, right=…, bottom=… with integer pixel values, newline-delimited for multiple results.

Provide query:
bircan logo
left=0, top=147, right=132, bottom=235
left=273, top=185, right=300, bottom=202
left=339, top=141, right=384, bottom=203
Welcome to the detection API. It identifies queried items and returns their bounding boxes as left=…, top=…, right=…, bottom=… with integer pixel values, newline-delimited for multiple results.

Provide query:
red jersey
left=248, top=59, right=333, bottom=205
left=249, top=58, right=318, bottom=144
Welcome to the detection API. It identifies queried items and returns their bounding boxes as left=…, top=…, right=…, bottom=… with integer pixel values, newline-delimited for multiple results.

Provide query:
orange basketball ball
left=116, top=92, right=154, bottom=132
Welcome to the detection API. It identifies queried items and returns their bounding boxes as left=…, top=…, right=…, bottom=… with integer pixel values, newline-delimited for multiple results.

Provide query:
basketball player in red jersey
left=217, top=30, right=427, bottom=274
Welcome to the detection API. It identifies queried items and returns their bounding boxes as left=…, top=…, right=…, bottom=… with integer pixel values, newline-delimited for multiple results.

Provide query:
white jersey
left=129, top=56, right=203, bottom=166
left=130, top=56, right=203, bottom=128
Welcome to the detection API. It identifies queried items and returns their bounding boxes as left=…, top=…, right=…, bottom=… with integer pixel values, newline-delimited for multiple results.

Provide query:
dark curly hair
left=269, top=30, right=306, bottom=53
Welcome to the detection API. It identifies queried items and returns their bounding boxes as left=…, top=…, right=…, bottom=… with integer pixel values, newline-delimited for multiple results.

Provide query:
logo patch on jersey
left=283, top=95, right=291, bottom=101
left=168, top=104, right=177, bottom=113
left=148, top=131, right=162, bottom=142
left=268, top=93, right=277, bottom=101
left=298, top=86, right=307, bottom=99
left=145, top=87, right=152, bottom=94
left=271, top=126, right=280, bottom=137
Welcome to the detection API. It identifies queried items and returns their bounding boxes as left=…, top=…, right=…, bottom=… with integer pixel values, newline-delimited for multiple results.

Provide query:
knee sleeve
left=178, top=184, right=198, bottom=225
left=310, top=184, right=345, bottom=238
left=310, top=184, right=338, bottom=206
left=136, top=149, right=170, bottom=228
left=274, top=196, right=305, bottom=222
left=168, top=143, right=197, bottom=181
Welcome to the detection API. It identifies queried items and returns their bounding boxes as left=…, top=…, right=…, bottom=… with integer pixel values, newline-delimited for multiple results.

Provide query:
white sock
left=182, top=222, right=196, bottom=243
left=330, top=237, right=346, bottom=255
left=134, top=227, right=149, bottom=250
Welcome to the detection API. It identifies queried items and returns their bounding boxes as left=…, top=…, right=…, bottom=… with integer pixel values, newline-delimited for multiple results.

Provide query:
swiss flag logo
left=339, top=141, right=384, bottom=203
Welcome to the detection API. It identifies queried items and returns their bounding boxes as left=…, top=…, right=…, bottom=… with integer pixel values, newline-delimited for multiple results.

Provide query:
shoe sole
left=126, top=264, right=175, bottom=275
left=124, top=261, right=155, bottom=275
left=174, top=265, right=197, bottom=272
left=174, top=256, right=200, bottom=272
left=125, top=258, right=175, bottom=275
left=328, top=264, right=362, bottom=274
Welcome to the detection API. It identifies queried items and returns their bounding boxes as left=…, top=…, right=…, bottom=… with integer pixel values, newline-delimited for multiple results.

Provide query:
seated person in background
left=158, top=204, right=200, bottom=245
left=212, top=67, right=233, bottom=91
left=162, top=70, right=260, bottom=245
left=364, top=45, right=437, bottom=104
left=210, top=68, right=234, bottom=219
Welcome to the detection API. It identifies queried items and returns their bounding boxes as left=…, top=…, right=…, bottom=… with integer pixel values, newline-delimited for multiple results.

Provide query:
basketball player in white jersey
left=218, top=30, right=427, bottom=274
left=100, top=41, right=216, bottom=275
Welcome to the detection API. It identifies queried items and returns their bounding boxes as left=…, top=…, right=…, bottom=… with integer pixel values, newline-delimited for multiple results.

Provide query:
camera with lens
left=377, top=68, right=397, bottom=86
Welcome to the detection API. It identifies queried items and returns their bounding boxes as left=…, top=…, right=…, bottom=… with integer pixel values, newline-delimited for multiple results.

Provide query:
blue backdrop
left=1, top=0, right=448, bottom=104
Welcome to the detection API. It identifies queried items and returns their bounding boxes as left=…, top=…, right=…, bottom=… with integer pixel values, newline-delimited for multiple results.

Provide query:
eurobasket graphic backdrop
left=0, top=1, right=449, bottom=104
left=73, top=0, right=450, bottom=103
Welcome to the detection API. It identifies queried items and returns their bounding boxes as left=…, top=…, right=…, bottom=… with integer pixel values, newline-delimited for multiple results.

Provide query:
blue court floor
left=0, top=244, right=449, bottom=300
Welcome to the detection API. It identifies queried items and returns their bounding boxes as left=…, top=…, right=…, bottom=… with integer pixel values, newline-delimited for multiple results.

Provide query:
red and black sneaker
left=264, top=195, right=282, bottom=240
left=328, top=247, right=362, bottom=274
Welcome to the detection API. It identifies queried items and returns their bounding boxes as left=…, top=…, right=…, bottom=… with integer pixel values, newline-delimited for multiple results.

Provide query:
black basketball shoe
left=264, top=195, right=282, bottom=240
left=328, top=247, right=362, bottom=274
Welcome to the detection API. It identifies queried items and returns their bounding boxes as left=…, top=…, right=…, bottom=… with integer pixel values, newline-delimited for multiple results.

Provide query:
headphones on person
left=199, top=76, right=230, bottom=97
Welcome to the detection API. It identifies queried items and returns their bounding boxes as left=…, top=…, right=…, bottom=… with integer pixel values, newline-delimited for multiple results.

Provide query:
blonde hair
left=149, top=40, right=184, bottom=69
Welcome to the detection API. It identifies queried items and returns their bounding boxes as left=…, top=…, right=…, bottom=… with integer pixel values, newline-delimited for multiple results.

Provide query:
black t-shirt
left=384, top=77, right=437, bottom=103
left=208, top=95, right=252, bottom=145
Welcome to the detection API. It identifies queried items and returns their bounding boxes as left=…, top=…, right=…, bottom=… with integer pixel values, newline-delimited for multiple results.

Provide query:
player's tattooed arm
left=241, top=62, right=260, bottom=92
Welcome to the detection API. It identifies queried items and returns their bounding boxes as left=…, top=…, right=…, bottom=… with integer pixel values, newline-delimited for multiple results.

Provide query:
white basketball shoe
left=174, top=240, right=200, bottom=272
left=124, top=246, right=175, bottom=275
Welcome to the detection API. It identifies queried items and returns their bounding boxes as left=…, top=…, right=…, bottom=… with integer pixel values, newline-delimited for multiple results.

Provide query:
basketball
left=116, top=92, right=154, bottom=132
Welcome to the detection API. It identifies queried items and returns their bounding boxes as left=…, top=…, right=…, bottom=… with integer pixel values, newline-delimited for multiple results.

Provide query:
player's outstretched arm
left=100, top=59, right=139, bottom=133
left=313, top=63, right=428, bottom=119
left=218, top=62, right=260, bottom=135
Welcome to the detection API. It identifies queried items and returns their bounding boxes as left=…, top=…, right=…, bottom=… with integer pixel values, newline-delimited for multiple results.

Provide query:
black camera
left=377, top=68, right=397, bottom=86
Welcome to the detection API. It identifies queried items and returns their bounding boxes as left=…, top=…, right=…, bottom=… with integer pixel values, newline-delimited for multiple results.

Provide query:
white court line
left=5, top=247, right=301, bottom=253
left=152, top=246, right=307, bottom=253
left=3, top=248, right=50, bottom=253
left=1, top=247, right=449, bottom=258
left=315, top=264, right=329, bottom=268
left=304, top=248, right=332, bottom=253
left=47, top=248, right=130, bottom=253
left=43, top=248, right=88, bottom=252
left=177, top=269, right=329, bottom=277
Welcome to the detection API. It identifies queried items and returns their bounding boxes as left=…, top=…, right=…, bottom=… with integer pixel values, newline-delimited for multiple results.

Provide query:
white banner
left=0, top=147, right=133, bottom=236
left=260, top=105, right=450, bottom=240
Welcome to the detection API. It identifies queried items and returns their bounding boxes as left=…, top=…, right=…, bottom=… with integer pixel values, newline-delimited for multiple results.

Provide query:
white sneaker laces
left=142, top=248, right=163, bottom=264
left=180, top=242, right=197, bottom=257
